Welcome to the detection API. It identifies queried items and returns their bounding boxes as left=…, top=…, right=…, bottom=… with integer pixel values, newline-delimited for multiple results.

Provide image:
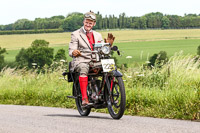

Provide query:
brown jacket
left=69, top=27, right=103, bottom=71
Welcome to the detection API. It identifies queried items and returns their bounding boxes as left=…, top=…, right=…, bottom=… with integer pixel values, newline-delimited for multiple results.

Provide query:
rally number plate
left=101, top=59, right=115, bottom=72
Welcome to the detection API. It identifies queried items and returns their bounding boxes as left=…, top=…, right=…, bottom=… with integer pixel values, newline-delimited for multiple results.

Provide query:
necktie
left=86, top=32, right=94, bottom=50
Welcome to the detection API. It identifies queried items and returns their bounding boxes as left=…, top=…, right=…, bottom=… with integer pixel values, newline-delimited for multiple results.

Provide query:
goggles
left=84, top=14, right=96, bottom=20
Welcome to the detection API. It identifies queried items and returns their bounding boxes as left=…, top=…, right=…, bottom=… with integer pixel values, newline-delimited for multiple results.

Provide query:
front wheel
left=106, top=77, right=126, bottom=119
left=73, top=81, right=91, bottom=116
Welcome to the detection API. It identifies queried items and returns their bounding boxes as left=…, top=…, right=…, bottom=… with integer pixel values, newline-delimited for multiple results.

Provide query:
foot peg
left=81, top=103, right=94, bottom=108
left=67, top=96, right=77, bottom=99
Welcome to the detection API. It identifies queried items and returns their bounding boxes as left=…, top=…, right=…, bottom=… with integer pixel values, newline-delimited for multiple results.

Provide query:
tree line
left=0, top=12, right=200, bottom=33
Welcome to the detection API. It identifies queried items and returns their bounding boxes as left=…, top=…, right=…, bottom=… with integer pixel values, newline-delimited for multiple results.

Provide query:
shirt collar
left=82, top=26, right=93, bottom=34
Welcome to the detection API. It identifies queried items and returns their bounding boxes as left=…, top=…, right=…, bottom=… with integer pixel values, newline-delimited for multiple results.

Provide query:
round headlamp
left=101, top=46, right=111, bottom=55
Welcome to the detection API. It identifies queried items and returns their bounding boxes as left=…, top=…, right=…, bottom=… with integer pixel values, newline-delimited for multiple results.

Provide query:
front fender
left=112, top=70, right=123, bottom=77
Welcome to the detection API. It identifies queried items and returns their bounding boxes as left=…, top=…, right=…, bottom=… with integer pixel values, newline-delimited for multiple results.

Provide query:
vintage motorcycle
left=63, top=43, right=126, bottom=119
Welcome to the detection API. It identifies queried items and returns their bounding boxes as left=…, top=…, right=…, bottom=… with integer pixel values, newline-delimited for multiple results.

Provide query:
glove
left=104, top=33, right=115, bottom=46
left=72, top=50, right=81, bottom=57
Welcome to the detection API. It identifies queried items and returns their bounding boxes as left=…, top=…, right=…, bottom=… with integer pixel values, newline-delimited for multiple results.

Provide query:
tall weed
left=123, top=53, right=200, bottom=120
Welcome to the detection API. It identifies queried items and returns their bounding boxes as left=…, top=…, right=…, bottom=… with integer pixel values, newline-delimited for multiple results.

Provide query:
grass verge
left=0, top=53, right=199, bottom=120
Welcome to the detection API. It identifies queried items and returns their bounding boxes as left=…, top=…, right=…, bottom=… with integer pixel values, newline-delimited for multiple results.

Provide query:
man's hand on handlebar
left=72, top=50, right=81, bottom=57
left=104, top=33, right=115, bottom=46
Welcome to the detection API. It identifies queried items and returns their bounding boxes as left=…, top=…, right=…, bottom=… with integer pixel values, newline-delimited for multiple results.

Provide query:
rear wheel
left=106, top=76, right=126, bottom=119
left=74, top=81, right=91, bottom=116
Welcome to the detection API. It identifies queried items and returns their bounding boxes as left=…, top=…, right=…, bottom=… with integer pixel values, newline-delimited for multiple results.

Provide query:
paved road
left=0, top=105, right=199, bottom=133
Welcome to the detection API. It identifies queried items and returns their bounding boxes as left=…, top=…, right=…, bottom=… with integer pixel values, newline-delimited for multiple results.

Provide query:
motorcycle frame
left=66, top=67, right=122, bottom=109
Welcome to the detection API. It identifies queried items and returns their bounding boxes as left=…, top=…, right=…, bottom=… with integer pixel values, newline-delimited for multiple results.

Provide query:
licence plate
left=101, top=59, right=115, bottom=72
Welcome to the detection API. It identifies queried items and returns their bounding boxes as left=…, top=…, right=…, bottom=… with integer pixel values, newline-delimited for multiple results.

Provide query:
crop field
left=1, top=29, right=200, bottom=64
left=4, top=39, right=200, bottom=64
left=1, top=29, right=200, bottom=49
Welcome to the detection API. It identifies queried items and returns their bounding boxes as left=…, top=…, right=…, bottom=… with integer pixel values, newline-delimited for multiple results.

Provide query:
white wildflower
left=59, top=77, right=65, bottom=80
left=60, top=59, right=66, bottom=62
left=126, top=56, right=132, bottom=59
left=135, top=72, right=140, bottom=74
left=137, top=74, right=144, bottom=77
left=145, top=61, right=151, bottom=64
left=32, top=63, right=37, bottom=66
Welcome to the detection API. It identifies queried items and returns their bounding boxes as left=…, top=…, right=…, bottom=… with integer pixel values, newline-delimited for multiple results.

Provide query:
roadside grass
left=0, top=67, right=75, bottom=108
left=0, top=54, right=199, bottom=120
left=123, top=53, right=200, bottom=120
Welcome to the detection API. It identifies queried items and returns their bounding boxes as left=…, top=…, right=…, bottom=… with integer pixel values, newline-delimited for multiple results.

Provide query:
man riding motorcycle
left=69, top=11, right=115, bottom=106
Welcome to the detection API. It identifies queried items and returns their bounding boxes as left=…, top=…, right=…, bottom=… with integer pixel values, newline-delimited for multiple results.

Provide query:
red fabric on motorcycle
left=79, top=76, right=88, bottom=100
left=86, top=32, right=94, bottom=51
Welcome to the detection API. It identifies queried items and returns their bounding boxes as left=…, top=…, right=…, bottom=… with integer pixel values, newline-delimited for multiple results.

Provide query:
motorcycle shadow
left=45, top=114, right=112, bottom=120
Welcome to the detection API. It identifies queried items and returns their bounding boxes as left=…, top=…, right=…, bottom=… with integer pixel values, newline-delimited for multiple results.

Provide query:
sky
left=0, top=0, right=200, bottom=25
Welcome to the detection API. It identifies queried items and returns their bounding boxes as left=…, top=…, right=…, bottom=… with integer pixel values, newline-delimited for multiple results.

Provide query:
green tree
left=162, top=16, right=170, bottom=29
left=108, top=15, right=113, bottom=29
left=121, top=13, right=126, bottom=28
left=23, top=20, right=34, bottom=30
left=118, top=14, right=123, bottom=28
left=95, top=11, right=103, bottom=29
left=131, top=17, right=141, bottom=29
left=145, top=12, right=163, bottom=28
left=0, top=25, right=4, bottom=30
left=26, top=46, right=54, bottom=68
left=15, top=40, right=54, bottom=69
left=13, top=19, right=31, bottom=30
left=113, top=15, right=118, bottom=29
left=103, top=15, right=108, bottom=29
left=148, top=51, right=168, bottom=67
left=50, top=15, right=65, bottom=20
left=4, top=24, right=13, bottom=30
left=197, top=45, right=200, bottom=55
left=0, top=47, right=6, bottom=70
left=54, top=49, right=66, bottom=61
left=63, top=12, right=83, bottom=31
left=15, top=48, right=28, bottom=68
left=31, top=39, right=49, bottom=47
left=140, top=16, right=147, bottom=29
left=167, top=15, right=181, bottom=28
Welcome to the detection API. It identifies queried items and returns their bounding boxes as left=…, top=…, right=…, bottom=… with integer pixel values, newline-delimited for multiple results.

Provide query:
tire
left=74, top=81, right=91, bottom=116
left=106, top=77, right=126, bottom=119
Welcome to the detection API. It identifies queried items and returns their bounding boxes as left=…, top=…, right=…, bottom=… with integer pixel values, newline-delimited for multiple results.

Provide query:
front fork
left=104, top=73, right=114, bottom=106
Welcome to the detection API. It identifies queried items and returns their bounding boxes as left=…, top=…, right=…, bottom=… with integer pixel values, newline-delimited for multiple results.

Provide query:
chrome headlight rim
left=101, top=45, right=111, bottom=55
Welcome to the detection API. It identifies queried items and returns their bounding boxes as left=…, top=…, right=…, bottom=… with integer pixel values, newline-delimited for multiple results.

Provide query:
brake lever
left=117, top=50, right=120, bottom=55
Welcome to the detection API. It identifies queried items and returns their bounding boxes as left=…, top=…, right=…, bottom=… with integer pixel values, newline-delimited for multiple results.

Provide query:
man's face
left=83, top=19, right=96, bottom=32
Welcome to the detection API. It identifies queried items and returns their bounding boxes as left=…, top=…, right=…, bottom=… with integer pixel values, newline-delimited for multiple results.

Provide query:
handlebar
left=74, top=45, right=121, bottom=58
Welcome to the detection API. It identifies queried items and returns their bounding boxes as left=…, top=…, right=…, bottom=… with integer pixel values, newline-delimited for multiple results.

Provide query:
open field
left=4, top=39, right=200, bottom=64
left=1, top=29, right=200, bottom=63
left=1, top=29, right=200, bottom=50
